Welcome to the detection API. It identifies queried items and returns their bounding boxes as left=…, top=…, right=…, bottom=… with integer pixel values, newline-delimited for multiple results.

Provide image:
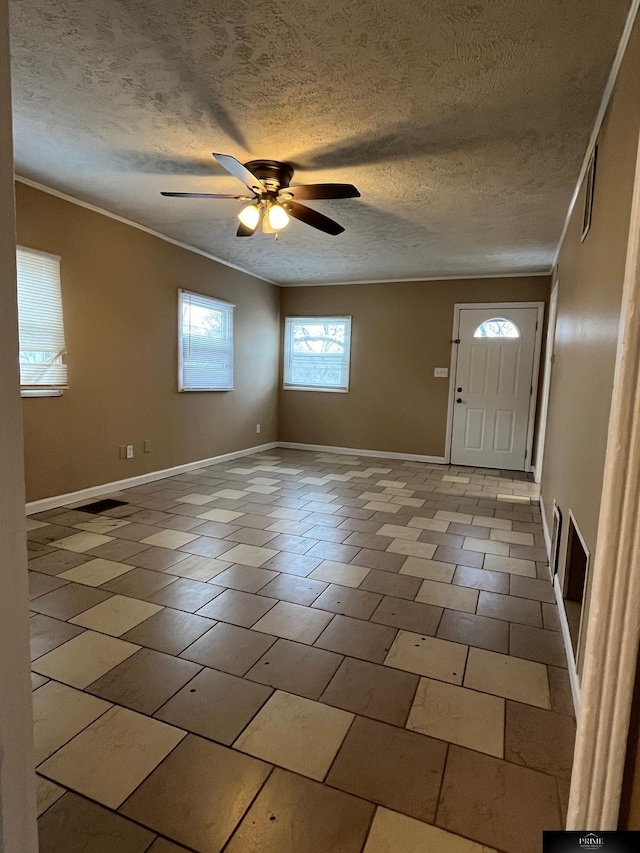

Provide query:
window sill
left=178, top=387, right=235, bottom=393
left=21, top=389, right=64, bottom=398
left=283, top=385, right=349, bottom=393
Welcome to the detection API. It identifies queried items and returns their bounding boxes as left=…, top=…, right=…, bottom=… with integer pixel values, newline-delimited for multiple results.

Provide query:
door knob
left=456, top=398, right=463, bottom=404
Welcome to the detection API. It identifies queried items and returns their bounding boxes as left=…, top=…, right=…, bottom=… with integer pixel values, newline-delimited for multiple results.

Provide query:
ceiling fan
left=161, top=153, right=360, bottom=237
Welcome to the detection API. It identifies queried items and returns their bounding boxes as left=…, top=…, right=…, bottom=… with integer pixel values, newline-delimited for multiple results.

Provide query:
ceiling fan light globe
left=268, top=204, right=290, bottom=231
left=238, top=203, right=261, bottom=229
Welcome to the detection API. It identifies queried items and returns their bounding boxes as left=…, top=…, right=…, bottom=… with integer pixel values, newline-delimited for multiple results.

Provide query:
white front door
left=450, top=306, right=540, bottom=470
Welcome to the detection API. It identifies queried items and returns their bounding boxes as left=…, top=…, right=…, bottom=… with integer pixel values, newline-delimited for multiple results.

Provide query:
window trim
left=283, top=315, right=352, bottom=393
left=177, top=288, right=235, bottom=392
left=16, top=245, right=67, bottom=397
left=21, top=389, right=63, bottom=398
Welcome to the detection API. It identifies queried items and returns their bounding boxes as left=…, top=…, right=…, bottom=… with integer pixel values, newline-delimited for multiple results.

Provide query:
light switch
left=434, top=367, right=449, bottom=378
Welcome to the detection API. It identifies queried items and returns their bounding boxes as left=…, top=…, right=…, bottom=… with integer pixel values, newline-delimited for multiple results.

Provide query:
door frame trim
left=444, top=301, right=545, bottom=470
left=532, top=279, right=559, bottom=483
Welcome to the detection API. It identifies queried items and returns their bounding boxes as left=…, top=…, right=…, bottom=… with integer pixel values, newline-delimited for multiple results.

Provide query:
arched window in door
left=473, top=318, right=520, bottom=338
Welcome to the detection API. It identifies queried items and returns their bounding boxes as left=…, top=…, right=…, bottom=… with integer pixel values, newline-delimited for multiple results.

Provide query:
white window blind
left=283, top=316, right=351, bottom=392
left=16, top=247, right=67, bottom=389
left=178, top=289, right=234, bottom=391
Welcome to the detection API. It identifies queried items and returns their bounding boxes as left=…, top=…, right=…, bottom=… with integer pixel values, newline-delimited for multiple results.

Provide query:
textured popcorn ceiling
left=9, top=0, right=631, bottom=285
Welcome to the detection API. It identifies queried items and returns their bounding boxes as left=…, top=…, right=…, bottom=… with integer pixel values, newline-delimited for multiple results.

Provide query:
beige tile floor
left=28, top=449, right=574, bottom=853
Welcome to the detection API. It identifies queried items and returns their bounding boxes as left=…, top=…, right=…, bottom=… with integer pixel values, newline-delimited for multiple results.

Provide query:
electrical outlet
left=118, top=445, right=127, bottom=460
left=126, top=444, right=134, bottom=459
left=434, top=367, right=449, bottom=378
left=256, top=424, right=261, bottom=434
left=144, top=440, right=151, bottom=453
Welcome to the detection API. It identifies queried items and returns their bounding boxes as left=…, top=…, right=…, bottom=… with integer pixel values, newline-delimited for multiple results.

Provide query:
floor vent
left=75, top=498, right=129, bottom=513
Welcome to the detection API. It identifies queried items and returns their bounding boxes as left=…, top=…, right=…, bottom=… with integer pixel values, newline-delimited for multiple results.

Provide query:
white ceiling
left=9, top=0, right=631, bottom=285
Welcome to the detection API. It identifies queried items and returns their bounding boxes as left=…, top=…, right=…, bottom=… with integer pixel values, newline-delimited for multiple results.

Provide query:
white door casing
left=0, top=0, right=39, bottom=847
left=533, top=280, right=559, bottom=483
left=449, top=304, right=543, bottom=470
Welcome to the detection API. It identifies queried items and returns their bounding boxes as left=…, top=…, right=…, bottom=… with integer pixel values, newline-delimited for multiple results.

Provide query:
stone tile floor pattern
left=28, top=449, right=575, bottom=853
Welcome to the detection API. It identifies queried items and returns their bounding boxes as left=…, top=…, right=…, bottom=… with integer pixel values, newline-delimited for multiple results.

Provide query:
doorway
left=447, top=302, right=544, bottom=471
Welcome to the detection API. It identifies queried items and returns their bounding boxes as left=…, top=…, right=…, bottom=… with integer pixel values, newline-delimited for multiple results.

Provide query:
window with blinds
left=283, top=316, right=352, bottom=392
left=178, top=289, right=234, bottom=391
left=16, top=247, right=67, bottom=393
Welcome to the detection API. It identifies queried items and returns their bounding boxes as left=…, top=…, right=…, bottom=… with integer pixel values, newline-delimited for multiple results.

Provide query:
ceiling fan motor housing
left=244, top=159, right=294, bottom=193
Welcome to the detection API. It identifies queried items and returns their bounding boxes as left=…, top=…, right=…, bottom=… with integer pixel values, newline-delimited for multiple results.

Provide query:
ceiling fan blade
left=237, top=209, right=264, bottom=237
left=160, top=192, right=252, bottom=199
left=213, top=153, right=265, bottom=194
left=283, top=201, right=345, bottom=235
left=280, top=183, right=360, bottom=201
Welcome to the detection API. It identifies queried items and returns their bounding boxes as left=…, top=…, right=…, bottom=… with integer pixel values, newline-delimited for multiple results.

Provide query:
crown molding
left=11, top=179, right=555, bottom=289
left=13, top=179, right=553, bottom=289
left=14, top=175, right=278, bottom=285
left=553, top=0, right=640, bottom=269
left=17, top=0, right=639, bottom=298
left=278, top=271, right=552, bottom=287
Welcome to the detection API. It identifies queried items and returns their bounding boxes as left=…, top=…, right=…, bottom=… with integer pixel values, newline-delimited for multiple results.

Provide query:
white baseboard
left=25, top=442, right=279, bottom=515
left=277, top=441, right=447, bottom=465
left=539, top=493, right=552, bottom=565
left=554, top=573, right=581, bottom=715
left=26, top=439, right=449, bottom=515
left=510, top=492, right=578, bottom=713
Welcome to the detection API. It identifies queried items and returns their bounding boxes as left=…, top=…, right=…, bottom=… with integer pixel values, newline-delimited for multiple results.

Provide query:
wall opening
left=551, top=501, right=562, bottom=577
left=563, top=512, right=590, bottom=659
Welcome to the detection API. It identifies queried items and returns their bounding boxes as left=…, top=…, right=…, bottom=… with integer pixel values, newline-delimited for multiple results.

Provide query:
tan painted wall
left=278, top=277, right=550, bottom=458
left=16, top=183, right=280, bottom=502
left=540, top=14, right=640, bottom=566
left=537, top=16, right=640, bottom=828
left=0, top=0, right=39, bottom=847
